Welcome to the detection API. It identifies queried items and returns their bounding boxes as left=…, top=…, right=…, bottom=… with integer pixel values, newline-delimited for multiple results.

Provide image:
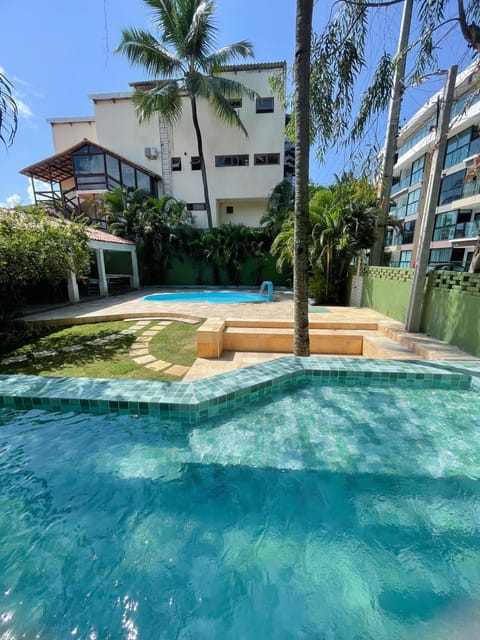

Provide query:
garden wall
left=357, top=266, right=480, bottom=356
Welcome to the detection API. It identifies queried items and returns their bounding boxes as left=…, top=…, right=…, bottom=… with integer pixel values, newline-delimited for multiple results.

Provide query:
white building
left=385, top=62, right=480, bottom=269
left=21, top=62, right=291, bottom=228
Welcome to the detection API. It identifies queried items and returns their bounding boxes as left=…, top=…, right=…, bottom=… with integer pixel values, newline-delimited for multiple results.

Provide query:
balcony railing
left=454, top=219, right=480, bottom=239
left=391, top=175, right=411, bottom=195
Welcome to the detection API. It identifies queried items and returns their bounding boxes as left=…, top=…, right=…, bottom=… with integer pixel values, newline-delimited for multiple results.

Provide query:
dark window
left=229, top=99, right=242, bottom=109
left=402, top=220, right=416, bottom=244
left=438, top=169, right=466, bottom=205
left=410, top=155, right=425, bottom=186
left=121, top=163, right=136, bottom=188
left=215, top=154, right=249, bottom=167
left=76, top=176, right=107, bottom=191
left=187, top=203, right=206, bottom=211
left=106, top=155, right=120, bottom=181
left=136, top=170, right=151, bottom=192
left=171, top=157, right=182, bottom=171
left=399, top=250, right=412, bottom=267
left=73, top=153, right=104, bottom=174
left=256, top=97, right=274, bottom=113
left=191, top=156, right=201, bottom=170
left=444, top=127, right=479, bottom=169
left=254, top=153, right=280, bottom=166
left=226, top=205, right=234, bottom=214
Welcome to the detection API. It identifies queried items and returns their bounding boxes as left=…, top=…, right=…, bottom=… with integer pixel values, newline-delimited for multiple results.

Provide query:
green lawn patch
left=0, top=320, right=200, bottom=381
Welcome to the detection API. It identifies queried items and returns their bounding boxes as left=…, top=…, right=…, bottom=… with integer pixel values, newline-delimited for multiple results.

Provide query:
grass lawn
left=0, top=320, right=200, bottom=381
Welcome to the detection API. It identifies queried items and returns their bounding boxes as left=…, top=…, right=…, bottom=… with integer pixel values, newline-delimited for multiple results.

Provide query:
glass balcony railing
left=444, top=138, right=480, bottom=169
left=391, top=176, right=411, bottom=195
left=389, top=204, right=408, bottom=220
left=462, top=180, right=480, bottom=199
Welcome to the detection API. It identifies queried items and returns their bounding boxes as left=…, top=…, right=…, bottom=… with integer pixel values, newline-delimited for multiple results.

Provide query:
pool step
left=362, top=335, right=418, bottom=359
left=223, top=327, right=372, bottom=355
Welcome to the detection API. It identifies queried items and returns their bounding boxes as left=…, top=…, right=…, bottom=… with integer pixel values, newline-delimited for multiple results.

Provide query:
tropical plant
left=0, top=207, right=90, bottom=320
left=0, top=71, right=18, bottom=148
left=116, top=0, right=257, bottom=229
left=260, top=179, right=294, bottom=239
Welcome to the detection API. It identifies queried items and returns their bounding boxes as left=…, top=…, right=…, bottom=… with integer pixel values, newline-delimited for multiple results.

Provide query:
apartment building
left=385, top=63, right=480, bottom=270
left=20, top=62, right=292, bottom=228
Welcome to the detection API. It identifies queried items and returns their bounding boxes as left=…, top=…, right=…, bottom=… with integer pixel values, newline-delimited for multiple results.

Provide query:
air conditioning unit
left=144, top=147, right=159, bottom=159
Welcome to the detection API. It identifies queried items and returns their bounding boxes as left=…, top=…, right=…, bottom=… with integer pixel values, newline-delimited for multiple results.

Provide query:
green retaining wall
left=360, top=267, right=413, bottom=323
left=358, top=267, right=480, bottom=356
left=104, top=250, right=133, bottom=275
left=163, top=253, right=287, bottom=287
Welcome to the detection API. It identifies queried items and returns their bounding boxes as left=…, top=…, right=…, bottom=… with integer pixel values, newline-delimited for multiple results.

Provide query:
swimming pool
left=143, top=291, right=271, bottom=304
left=1, top=372, right=480, bottom=638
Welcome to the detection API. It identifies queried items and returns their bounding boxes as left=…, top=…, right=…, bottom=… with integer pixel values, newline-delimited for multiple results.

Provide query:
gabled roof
left=20, top=139, right=160, bottom=184
left=86, top=228, right=135, bottom=246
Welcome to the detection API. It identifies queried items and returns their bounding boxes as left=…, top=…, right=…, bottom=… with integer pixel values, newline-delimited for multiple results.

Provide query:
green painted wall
left=104, top=251, right=133, bottom=275
left=358, top=267, right=480, bottom=356
left=361, top=268, right=413, bottom=323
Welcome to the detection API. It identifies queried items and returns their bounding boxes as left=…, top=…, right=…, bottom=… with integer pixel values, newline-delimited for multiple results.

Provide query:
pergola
left=67, top=228, right=140, bottom=303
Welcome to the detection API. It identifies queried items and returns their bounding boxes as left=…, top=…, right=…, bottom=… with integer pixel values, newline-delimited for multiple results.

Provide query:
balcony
left=391, top=176, right=411, bottom=197
left=454, top=219, right=480, bottom=239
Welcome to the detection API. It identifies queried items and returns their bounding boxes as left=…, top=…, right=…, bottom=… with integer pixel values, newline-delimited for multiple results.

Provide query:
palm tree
left=116, top=0, right=256, bottom=230
left=293, top=0, right=314, bottom=356
left=0, top=71, right=18, bottom=148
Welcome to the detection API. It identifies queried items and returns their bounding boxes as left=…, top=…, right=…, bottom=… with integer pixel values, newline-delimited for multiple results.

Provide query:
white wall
left=51, top=121, right=97, bottom=152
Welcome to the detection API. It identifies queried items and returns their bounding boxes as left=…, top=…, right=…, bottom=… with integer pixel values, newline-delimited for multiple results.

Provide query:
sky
left=0, top=0, right=475, bottom=207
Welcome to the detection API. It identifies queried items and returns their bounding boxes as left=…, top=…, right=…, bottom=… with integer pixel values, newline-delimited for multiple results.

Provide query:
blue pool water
left=1, top=382, right=480, bottom=638
left=143, top=291, right=270, bottom=303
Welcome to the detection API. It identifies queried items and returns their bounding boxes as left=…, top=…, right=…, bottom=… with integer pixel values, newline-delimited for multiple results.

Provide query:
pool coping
left=0, top=357, right=478, bottom=424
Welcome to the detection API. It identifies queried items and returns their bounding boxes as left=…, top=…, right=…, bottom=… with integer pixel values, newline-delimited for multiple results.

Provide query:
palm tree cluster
left=271, top=174, right=378, bottom=305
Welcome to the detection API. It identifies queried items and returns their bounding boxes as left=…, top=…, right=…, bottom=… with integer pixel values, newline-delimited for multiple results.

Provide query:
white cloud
left=27, top=179, right=52, bottom=204
left=0, top=194, right=23, bottom=208
left=0, top=66, right=34, bottom=121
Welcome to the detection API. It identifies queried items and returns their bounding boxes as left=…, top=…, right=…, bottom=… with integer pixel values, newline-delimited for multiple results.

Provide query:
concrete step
left=362, top=335, right=417, bottom=359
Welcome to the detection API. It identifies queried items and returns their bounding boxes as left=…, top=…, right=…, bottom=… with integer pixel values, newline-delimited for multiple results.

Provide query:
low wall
left=358, top=266, right=480, bottom=356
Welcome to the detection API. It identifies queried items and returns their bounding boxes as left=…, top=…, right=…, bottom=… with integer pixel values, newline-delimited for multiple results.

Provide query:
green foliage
left=271, top=173, right=378, bottom=304
left=261, top=179, right=294, bottom=239
left=0, top=207, right=90, bottom=320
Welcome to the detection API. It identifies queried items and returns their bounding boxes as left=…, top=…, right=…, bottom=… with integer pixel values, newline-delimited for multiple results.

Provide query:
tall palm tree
left=293, top=0, right=314, bottom=356
left=117, top=0, right=256, bottom=230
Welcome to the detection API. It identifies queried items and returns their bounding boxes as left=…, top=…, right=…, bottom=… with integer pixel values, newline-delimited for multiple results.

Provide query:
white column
left=67, top=272, right=80, bottom=303
left=131, top=248, right=140, bottom=289
left=96, top=248, right=109, bottom=296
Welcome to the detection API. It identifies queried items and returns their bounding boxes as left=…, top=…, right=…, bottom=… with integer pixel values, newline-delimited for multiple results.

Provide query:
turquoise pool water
left=1, top=382, right=480, bottom=638
left=143, top=291, right=270, bottom=303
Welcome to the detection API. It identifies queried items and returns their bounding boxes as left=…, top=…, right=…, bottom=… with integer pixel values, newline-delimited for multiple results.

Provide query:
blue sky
left=0, top=0, right=474, bottom=207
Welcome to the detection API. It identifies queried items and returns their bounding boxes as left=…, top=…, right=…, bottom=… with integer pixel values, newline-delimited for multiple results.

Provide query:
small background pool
left=143, top=291, right=270, bottom=303
left=1, top=382, right=480, bottom=638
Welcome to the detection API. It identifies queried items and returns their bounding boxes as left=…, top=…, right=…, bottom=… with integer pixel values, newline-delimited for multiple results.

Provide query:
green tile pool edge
left=0, top=357, right=477, bottom=424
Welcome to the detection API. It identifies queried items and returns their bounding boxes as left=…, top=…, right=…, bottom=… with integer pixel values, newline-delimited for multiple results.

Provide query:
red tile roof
left=86, top=228, right=135, bottom=246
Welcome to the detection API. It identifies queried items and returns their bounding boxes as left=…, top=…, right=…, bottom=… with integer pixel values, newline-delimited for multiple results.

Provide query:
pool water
left=143, top=291, right=270, bottom=303
left=1, top=383, right=480, bottom=638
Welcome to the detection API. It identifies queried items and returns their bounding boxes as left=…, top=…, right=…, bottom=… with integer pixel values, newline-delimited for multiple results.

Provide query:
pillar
left=96, top=248, right=109, bottom=296
left=67, top=272, right=80, bottom=303
left=131, top=248, right=140, bottom=289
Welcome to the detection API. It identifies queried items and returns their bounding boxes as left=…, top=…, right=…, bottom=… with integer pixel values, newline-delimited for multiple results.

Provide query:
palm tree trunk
left=190, top=97, right=214, bottom=229
left=293, top=0, right=313, bottom=357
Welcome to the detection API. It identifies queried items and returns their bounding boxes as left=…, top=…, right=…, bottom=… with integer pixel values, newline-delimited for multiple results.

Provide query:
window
left=191, top=156, right=201, bottom=171
left=186, top=203, right=206, bottom=211
left=410, top=155, right=425, bottom=186
left=226, top=205, right=234, bottom=214
left=406, top=188, right=421, bottom=216
left=256, top=97, right=274, bottom=113
left=438, top=169, right=466, bottom=205
left=429, top=248, right=452, bottom=264
left=121, top=163, right=135, bottom=188
left=73, top=153, right=104, bottom=175
left=444, top=128, right=479, bottom=169
left=399, top=250, right=412, bottom=267
left=254, top=153, right=280, bottom=166
left=433, top=210, right=458, bottom=240
left=215, top=154, right=249, bottom=167
left=402, top=220, right=416, bottom=244
left=136, top=170, right=151, bottom=192
left=171, top=157, right=182, bottom=171
left=229, top=99, right=242, bottom=109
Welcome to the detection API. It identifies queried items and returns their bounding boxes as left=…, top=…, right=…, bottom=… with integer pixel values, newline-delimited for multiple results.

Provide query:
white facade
left=386, top=63, right=480, bottom=269
left=46, top=62, right=288, bottom=228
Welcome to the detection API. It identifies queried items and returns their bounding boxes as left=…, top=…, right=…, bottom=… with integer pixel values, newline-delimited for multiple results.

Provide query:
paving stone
left=61, top=345, right=85, bottom=352
left=136, top=321, right=151, bottom=326
left=145, top=360, right=171, bottom=371
left=129, top=349, right=149, bottom=357
left=33, top=350, right=58, bottom=359
left=133, top=354, right=157, bottom=364
left=164, top=364, right=190, bottom=377
left=135, top=336, right=151, bottom=343
left=157, top=321, right=172, bottom=326
left=1, top=355, right=28, bottom=364
left=119, top=329, right=137, bottom=335
left=141, top=330, right=159, bottom=336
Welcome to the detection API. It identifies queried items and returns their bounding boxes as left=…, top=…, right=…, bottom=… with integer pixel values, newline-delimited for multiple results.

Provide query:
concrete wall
left=51, top=121, right=97, bottom=151
left=358, top=266, right=480, bottom=356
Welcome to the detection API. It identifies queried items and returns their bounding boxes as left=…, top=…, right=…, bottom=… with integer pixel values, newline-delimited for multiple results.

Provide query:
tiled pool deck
left=1, top=357, right=478, bottom=424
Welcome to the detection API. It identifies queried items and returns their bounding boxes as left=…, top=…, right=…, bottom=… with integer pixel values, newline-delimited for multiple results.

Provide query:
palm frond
left=185, top=0, right=217, bottom=59
left=208, top=89, right=248, bottom=136
left=132, top=80, right=183, bottom=124
left=208, top=75, right=258, bottom=102
left=203, top=41, right=254, bottom=72
left=116, top=27, right=183, bottom=77
left=0, top=72, right=18, bottom=148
